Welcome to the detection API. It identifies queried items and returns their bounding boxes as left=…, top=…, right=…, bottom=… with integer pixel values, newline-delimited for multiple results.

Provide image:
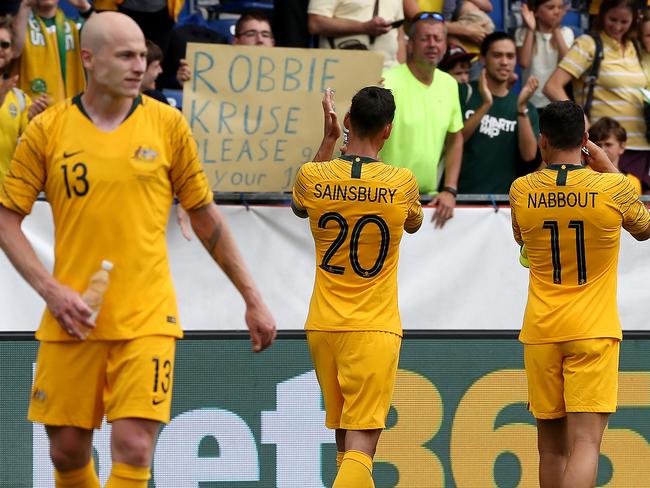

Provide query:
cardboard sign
left=182, top=44, right=384, bottom=192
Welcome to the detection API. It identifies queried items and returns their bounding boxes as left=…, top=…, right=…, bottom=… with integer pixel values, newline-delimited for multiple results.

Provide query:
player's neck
left=80, top=89, right=137, bottom=131
left=486, top=76, right=508, bottom=97
left=344, top=140, right=380, bottom=160
left=544, top=149, right=582, bottom=166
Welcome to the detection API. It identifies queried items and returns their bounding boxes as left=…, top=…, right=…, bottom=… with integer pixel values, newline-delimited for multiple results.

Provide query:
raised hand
left=521, top=3, right=536, bottom=31
left=478, top=68, right=493, bottom=107
left=27, top=94, right=49, bottom=120
left=176, top=59, right=191, bottom=84
left=517, top=76, right=539, bottom=110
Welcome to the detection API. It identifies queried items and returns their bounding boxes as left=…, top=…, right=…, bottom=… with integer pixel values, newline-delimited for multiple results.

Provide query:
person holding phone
left=307, top=0, right=405, bottom=69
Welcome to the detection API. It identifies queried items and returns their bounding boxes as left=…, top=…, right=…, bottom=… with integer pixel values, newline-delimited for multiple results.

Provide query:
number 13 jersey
left=510, top=164, right=649, bottom=344
left=293, top=156, right=423, bottom=335
left=0, top=95, right=213, bottom=341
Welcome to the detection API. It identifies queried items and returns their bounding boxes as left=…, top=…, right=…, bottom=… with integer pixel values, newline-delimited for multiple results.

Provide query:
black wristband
left=79, top=4, right=95, bottom=18
left=442, top=186, right=458, bottom=197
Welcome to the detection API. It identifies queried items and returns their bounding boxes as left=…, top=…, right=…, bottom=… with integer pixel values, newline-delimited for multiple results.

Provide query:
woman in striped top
left=543, top=0, right=650, bottom=193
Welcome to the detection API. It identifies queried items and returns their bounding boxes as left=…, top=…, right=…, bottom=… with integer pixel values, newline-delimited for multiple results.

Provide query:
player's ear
left=539, top=133, right=548, bottom=151
left=80, top=48, right=93, bottom=70
left=580, top=131, right=589, bottom=148
left=383, top=122, right=393, bottom=140
left=343, top=112, right=351, bottom=130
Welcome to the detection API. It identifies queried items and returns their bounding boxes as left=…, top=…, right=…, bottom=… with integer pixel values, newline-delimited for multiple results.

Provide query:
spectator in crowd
left=380, top=12, right=463, bottom=228
left=516, top=0, right=573, bottom=113
left=0, top=12, right=276, bottom=488
left=176, top=11, right=275, bottom=85
left=0, top=15, right=46, bottom=185
left=458, top=32, right=539, bottom=194
left=307, top=0, right=403, bottom=70
left=231, top=10, right=275, bottom=47
left=416, top=0, right=493, bottom=71
left=544, top=0, right=650, bottom=192
left=12, top=0, right=93, bottom=104
left=588, top=116, right=642, bottom=193
left=439, top=42, right=475, bottom=83
left=142, top=39, right=168, bottom=103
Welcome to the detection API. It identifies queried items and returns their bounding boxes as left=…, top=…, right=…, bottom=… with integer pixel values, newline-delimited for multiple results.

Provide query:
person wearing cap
left=379, top=12, right=464, bottom=228
left=439, top=42, right=475, bottom=83
left=457, top=31, right=540, bottom=195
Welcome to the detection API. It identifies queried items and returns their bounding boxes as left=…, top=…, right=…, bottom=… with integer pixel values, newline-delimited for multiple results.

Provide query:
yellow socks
left=336, top=451, right=345, bottom=470
left=332, top=450, right=374, bottom=488
left=104, top=463, right=151, bottom=488
left=54, top=458, right=100, bottom=488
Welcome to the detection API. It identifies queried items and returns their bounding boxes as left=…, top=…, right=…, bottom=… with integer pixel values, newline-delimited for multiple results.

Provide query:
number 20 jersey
left=293, top=157, right=423, bottom=336
left=510, top=165, right=650, bottom=344
left=0, top=95, right=213, bottom=341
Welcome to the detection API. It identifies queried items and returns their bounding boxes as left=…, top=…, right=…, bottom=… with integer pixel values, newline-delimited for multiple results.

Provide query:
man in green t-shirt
left=458, top=31, right=539, bottom=194
left=380, top=12, right=463, bottom=229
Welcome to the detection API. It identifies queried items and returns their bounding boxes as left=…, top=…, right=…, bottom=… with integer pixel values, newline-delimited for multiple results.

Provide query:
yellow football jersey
left=0, top=95, right=213, bottom=341
left=510, top=164, right=650, bottom=344
left=0, top=89, right=31, bottom=184
left=293, top=155, right=423, bottom=336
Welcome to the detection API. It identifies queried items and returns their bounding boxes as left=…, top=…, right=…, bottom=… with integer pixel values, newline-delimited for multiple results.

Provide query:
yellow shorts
left=307, top=330, right=401, bottom=430
left=524, top=338, right=620, bottom=419
left=28, top=335, right=176, bottom=429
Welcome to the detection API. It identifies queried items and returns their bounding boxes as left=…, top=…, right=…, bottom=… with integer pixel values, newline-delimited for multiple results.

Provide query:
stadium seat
left=206, top=18, right=237, bottom=42
left=163, top=89, right=184, bottom=109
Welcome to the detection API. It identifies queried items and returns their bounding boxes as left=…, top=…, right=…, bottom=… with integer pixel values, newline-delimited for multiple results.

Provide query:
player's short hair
left=540, top=101, right=585, bottom=150
left=480, top=31, right=514, bottom=56
left=588, top=117, right=627, bottom=144
left=349, top=86, right=395, bottom=138
left=145, top=39, right=163, bottom=66
left=0, top=15, right=16, bottom=46
left=234, top=11, right=272, bottom=37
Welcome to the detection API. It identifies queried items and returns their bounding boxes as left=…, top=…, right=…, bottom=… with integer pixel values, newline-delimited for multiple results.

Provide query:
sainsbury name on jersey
left=313, top=183, right=397, bottom=204
left=527, top=191, right=598, bottom=209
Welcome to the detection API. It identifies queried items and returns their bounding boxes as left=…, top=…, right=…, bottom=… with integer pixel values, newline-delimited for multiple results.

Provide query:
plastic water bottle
left=81, top=260, right=113, bottom=324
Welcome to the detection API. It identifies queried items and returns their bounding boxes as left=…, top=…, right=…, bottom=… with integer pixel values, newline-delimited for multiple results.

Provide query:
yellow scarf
left=16, top=10, right=85, bottom=104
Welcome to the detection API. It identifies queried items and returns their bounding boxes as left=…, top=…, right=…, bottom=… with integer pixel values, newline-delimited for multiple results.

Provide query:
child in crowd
left=589, top=117, right=643, bottom=194
left=515, top=0, right=573, bottom=111
left=439, top=43, right=476, bottom=84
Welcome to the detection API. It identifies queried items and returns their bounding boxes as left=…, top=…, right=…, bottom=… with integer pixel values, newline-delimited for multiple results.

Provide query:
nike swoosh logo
left=152, top=398, right=166, bottom=405
left=63, top=150, right=83, bottom=159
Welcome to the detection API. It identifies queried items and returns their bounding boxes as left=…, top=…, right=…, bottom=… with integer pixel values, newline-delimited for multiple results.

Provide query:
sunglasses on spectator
left=0, top=40, right=11, bottom=50
left=413, top=12, right=445, bottom=23
left=237, top=30, right=273, bottom=39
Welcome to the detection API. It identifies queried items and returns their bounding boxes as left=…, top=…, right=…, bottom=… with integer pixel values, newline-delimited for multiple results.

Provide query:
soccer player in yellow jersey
left=510, top=101, right=650, bottom=488
left=292, top=87, right=423, bottom=487
left=0, top=12, right=276, bottom=488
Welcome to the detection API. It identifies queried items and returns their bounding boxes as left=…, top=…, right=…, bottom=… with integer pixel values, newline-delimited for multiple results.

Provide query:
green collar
left=72, top=94, right=143, bottom=124
left=546, top=163, right=584, bottom=170
left=339, top=154, right=379, bottom=164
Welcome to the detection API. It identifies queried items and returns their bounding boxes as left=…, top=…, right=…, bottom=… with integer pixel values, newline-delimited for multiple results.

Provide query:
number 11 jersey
left=293, top=155, right=423, bottom=336
left=510, top=164, right=649, bottom=344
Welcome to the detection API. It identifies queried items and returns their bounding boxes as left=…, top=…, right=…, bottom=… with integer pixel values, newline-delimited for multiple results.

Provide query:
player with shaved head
left=0, top=12, right=276, bottom=488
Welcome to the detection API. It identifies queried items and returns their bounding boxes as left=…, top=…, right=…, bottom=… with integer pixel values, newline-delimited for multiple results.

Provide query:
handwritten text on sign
left=183, top=44, right=384, bottom=192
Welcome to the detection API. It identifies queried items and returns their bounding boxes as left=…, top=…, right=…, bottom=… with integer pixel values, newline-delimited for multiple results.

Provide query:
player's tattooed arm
left=189, top=202, right=277, bottom=351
